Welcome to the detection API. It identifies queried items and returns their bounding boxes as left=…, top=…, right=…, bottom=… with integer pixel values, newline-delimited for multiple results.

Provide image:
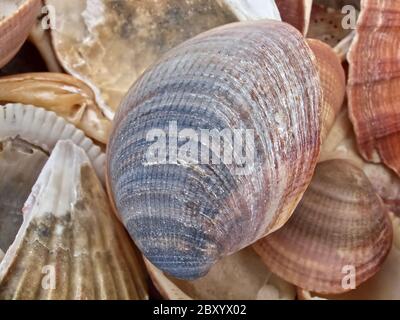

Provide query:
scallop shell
left=253, top=159, right=393, bottom=294
left=43, top=0, right=281, bottom=118
left=145, top=247, right=295, bottom=300
left=0, top=103, right=105, bottom=182
left=275, top=0, right=312, bottom=35
left=321, top=108, right=400, bottom=216
left=348, top=0, right=400, bottom=176
left=0, top=0, right=41, bottom=68
left=298, top=212, right=400, bottom=300
left=307, top=38, right=346, bottom=141
left=0, top=138, right=48, bottom=254
left=0, top=140, right=148, bottom=299
left=107, top=20, right=321, bottom=280
left=0, top=73, right=111, bottom=144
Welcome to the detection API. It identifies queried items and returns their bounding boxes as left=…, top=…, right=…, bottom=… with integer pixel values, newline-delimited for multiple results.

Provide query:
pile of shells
left=0, top=0, right=399, bottom=300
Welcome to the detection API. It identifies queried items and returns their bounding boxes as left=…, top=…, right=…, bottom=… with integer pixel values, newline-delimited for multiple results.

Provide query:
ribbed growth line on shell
left=108, top=20, right=321, bottom=279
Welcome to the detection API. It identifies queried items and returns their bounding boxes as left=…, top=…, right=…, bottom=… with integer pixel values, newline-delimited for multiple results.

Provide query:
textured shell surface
left=0, top=138, right=48, bottom=254
left=0, top=72, right=111, bottom=144
left=145, top=246, right=295, bottom=300
left=298, top=213, right=400, bottom=300
left=348, top=0, right=400, bottom=176
left=320, top=108, right=400, bottom=216
left=0, top=140, right=148, bottom=299
left=44, top=0, right=281, bottom=119
left=275, top=0, right=312, bottom=35
left=253, top=159, right=393, bottom=294
left=0, top=0, right=41, bottom=68
left=0, top=103, right=105, bottom=182
left=108, top=20, right=321, bottom=280
left=307, top=38, right=345, bottom=141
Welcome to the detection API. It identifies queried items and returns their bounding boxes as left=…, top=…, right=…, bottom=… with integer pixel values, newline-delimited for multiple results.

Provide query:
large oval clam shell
left=253, top=159, right=393, bottom=294
left=0, top=103, right=105, bottom=181
left=348, top=0, right=400, bottom=176
left=298, top=212, right=400, bottom=300
left=0, top=0, right=41, bottom=68
left=145, top=247, right=295, bottom=300
left=44, top=0, right=281, bottom=118
left=107, top=20, right=321, bottom=280
left=0, top=140, right=148, bottom=299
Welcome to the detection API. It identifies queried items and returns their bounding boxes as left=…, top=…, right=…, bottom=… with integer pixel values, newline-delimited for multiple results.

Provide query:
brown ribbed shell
left=253, top=159, right=393, bottom=294
left=0, top=0, right=41, bottom=68
left=275, top=0, right=312, bottom=35
left=348, top=0, right=400, bottom=176
left=307, top=39, right=345, bottom=141
left=0, top=141, right=148, bottom=299
left=107, top=20, right=321, bottom=279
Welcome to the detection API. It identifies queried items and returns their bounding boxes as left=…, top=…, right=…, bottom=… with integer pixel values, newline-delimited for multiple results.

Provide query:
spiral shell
left=107, top=20, right=321, bottom=279
left=348, top=0, right=400, bottom=176
left=0, top=140, right=148, bottom=299
left=0, top=0, right=41, bottom=68
left=253, top=159, right=393, bottom=294
left=145, top=247, right=295, bottom=300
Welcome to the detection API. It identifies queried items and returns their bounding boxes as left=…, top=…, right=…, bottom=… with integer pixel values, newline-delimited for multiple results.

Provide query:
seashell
left=0, top=73, right=111, bottom=144
left=307, top=2, right=356, bottom=47
left=107, top=20, right=322, bottom=279
left=298, top=212, right=400, bottom=300
left=275, top=0, right=312, bottom=35
left=43, top=0, right=281, bottom=118
left=347, top=0, right=400, bottom=176
left=253, top=159, right=393, bottom=294
left=0, top=0, right=41, bottom=68
left=145, top=247, right=295, bottom=300
left=307, top=38, right=346, bottom=141
left=0, top=103, right=105, bottom=182
left=321, top=108, right=400, bottom=216
left=0, top=140, right=148, bottom=299
left=0, top=138, right=48, bottom=254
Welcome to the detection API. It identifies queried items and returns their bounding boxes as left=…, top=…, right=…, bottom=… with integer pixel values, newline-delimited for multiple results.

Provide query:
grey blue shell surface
left=107, top=20, right=321, bottom=279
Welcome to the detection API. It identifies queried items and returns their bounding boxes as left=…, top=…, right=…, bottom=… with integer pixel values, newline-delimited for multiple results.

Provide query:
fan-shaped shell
left=298, top=212, right=400, bottom=300
left=348, top=0, right=400, bottom=176
left=107, top=20, right=321, bottom=280
left=44, top=0, right=281, bottom=118
left=0, top=103, right=105, bottom=182
left=0, top=0, right=41, bottom=68
left=145, top=247, right=295, bottom=300
left=253, top=159, right=393, bottom=294
left=0, top=140, right=148, bottom=299
left=0, top=73, right=111, bottom=144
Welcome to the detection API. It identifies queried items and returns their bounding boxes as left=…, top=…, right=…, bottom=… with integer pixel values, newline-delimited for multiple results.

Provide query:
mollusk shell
left=275, top=0, right=312, bottom=35
left=253, top=159, right=393, bottom=294
left=0, top=0, right=41, bottom=68
left=145, top=247, right=295, bottom=300
left=108, top=20, right=321, bottom=279
left=0, top=140, right=148, bottom=299
left=44, top=0, right=281, bottom=118
left=0, top=103, right=105, bottom=182
left=298, top=213, right=400, bottom=300
left=348, top=0, right=400, bottom=176
left=307, top=39, right=345, bottom=141
left=320, top=108, right=400, bottom=216
left=0, top=73, right=111, bottom=144
left=0, top=138, right=48, bottom=253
